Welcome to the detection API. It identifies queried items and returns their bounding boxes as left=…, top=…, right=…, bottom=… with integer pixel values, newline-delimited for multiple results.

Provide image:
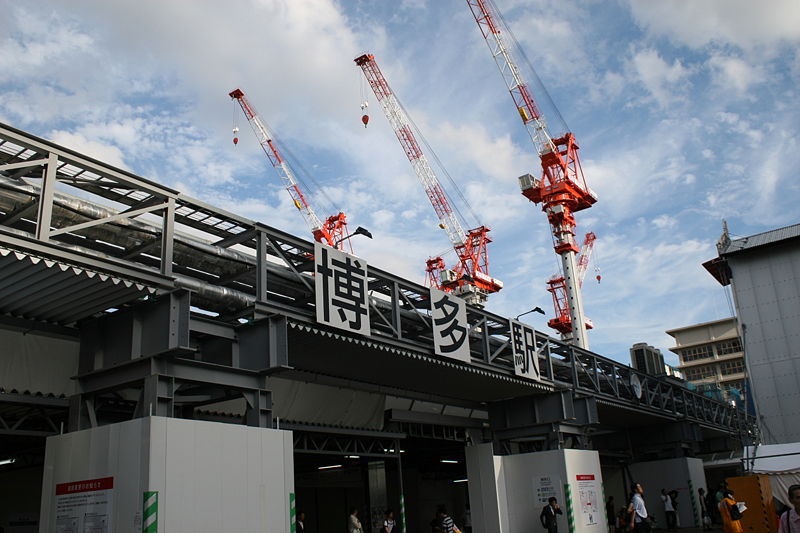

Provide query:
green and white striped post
left=143, top=491, right=158, bottom=533
left=290, top=492, right=296, bottom=533
left=400, top=494, right=407, bottom=533
left=687, top=479, right=699, bottom=527
left=564, top=483, right=576, bottom=533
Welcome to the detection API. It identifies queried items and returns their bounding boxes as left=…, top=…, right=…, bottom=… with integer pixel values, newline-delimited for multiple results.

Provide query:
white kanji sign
left=314, top=242, right=370, bottom=336
left=510, top=319, right=542, bottom=381
left=430, top=288, right=470, bottom=362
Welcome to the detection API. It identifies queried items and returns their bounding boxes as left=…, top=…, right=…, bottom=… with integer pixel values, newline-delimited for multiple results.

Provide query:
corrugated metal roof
left=0, top=245, right=156, bottom=325
left=723, top=223, right=800, bottom=255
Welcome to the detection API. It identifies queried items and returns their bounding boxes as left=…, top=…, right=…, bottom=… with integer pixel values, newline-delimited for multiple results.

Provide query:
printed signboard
left=510, top=319, right=542, bottom=381
left=430, top=288, right=470, bottom=362
left=54, top=476, right=114, bottom=533
left=314, top=242, right=370, bottom=336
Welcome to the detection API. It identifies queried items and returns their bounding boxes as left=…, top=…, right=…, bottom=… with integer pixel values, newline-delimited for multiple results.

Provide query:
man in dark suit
left=540, top=497, right=563, bottom=533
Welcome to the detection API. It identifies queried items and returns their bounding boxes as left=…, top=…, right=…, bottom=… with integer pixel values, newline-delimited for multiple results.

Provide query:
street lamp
left=515, top=307, right=545, bottom=320
left=334, top=226, right=373, bottom=247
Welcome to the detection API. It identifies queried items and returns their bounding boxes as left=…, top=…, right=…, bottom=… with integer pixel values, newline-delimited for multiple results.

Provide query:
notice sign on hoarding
left=534, top=475, right=560, bottom=506
left=576, top=474, right=599, bottom=526
left=54, top=476, right=114, bottom=533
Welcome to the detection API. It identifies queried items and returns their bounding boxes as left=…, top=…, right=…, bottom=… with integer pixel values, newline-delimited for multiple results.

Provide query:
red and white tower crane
left=354, top=53, right=503, bottom=306
left=546, top=232, right=597, bottom=335
left=466, top=0, right=598, bottom=348
left=229, top=88, right=350, bottom=250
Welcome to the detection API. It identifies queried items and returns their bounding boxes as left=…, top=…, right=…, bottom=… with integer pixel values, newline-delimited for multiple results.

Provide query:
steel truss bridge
left=0, top=122, right=756, bottom=462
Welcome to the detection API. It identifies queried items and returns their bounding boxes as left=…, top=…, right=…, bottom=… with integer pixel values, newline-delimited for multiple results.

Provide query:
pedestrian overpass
left=0, top=122, right=756, bottom=532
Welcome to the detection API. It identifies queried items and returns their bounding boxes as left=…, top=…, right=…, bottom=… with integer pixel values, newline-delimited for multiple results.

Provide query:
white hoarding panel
left=314, top=242, right=370, bottom=336
left=430, top=288, right=470, bottom=362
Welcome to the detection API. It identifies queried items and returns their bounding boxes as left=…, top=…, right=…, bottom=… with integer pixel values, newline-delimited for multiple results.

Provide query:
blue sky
left=1, top=0, right=798, bottom=365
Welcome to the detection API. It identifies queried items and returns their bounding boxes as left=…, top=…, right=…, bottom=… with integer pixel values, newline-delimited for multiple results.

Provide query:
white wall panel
left=40, top=417, right=294, bottom=533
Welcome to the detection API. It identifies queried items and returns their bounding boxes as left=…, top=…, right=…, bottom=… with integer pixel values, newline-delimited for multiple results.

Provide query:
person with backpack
left=719, top=489, right=743, bottom=533
left=779, top=484, right=800, bottom=533
left=381, top=509, right=396, bottom=533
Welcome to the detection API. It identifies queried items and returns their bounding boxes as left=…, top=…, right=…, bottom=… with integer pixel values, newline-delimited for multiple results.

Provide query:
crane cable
left=396, top=98, right=482, bottom=231
left=488, top=0, right=570, bottom=135
left=256, top=113, right=341, bottom=217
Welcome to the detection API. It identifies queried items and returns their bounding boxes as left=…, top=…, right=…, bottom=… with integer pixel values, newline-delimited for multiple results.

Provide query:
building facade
left=629, top=342, right=666, bottom=375
left=666, top=317, right=745, bottom=402
left=705, top=222, right=800, bottom=444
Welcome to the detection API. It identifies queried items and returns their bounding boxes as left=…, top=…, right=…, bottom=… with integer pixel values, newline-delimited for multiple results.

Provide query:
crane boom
left=466, top=0, right=597, bottom=348
left=355, top=54, right=502, bottom=305
left=575, top=232, right=597, bottom=284
left=466, top=0, right=552, bottom=157
left=229, top=88, right=348, bottom=249
left=353, top=57, right=464, bottom=249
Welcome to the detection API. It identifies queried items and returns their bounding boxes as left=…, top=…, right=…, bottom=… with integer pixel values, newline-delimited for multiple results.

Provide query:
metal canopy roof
left=0, top=121, right=757, bottom=439
left=721, top=223, right=800, bottom=255
left=287, top=320, right=550, bottom=404
left=0, top=245, right=156, bottom=326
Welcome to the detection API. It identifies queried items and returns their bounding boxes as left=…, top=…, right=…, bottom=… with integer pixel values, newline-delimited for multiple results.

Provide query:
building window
left=716, top=338, right=742, bottom=355
left=724, top=380, right=744, bottom=393
left=681, top=345, right=713, bottom=362
left=685, top=365, right=717, bottom=381
left=720, top=359, right=745, bottom=375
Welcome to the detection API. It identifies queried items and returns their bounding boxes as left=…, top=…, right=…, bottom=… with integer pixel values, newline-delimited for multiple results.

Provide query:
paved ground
left=653, top=527, right=722, bottom=533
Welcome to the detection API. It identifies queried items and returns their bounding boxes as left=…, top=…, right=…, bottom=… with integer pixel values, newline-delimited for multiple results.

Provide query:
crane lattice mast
left=466, top=0, right=597, bottom=348
left=229, top=88, right=349, bottom=250
left=354, top=54, right=503, bottom=306
left=547, top=232, right=596, bottom=335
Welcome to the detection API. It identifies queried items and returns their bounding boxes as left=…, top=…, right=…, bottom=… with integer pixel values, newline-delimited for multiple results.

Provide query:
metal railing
left=0, top=122, right=756, bottom=436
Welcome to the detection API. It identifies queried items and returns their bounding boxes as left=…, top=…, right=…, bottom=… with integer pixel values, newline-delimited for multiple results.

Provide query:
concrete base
left=466, top=444, right=606, bottom=533
left=39, top=417, right=294, bottom=533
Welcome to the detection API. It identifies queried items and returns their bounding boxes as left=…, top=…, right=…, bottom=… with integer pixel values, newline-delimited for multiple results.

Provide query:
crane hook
left=232, top=126, right=240, bottom=146
left=360, top=101, right=369, bottom=128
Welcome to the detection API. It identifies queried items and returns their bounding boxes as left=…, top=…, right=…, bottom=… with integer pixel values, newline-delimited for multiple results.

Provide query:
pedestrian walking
left=540, top=496, right=563, bottom=533
left=381, top=509, right=396, bottom=533
left=778, top=484, right=800, bottom=533
left=433, top=505, right=459, bottom=533
left=348, top=507, right=363, bottom=533
left=606, top=495, right=616, bottom=532
left=699, top=488, right=712, bottom=530
left=669, top=490, right=680, bottom=528
left=661, top=488, right=676, bottom=530
left=719, top=489, right=743, bottom=533
left=707, top=485, right=722, bottom=525
left=628, top=482, right=651, bottom=533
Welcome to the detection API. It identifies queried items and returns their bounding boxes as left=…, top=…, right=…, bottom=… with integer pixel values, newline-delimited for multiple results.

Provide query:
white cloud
left=0, top=10, right=94, bottom=75
left=47, top=131, right=128, bottom=169
left=652, top=215, right=677, bottom=229
left=708, top=54, right=764, bottom=95
left=629, top=48, right=694, bottom=108
left=2, top=0, right=798, bottom=366
left=625, top=0, right=800, bottom=52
